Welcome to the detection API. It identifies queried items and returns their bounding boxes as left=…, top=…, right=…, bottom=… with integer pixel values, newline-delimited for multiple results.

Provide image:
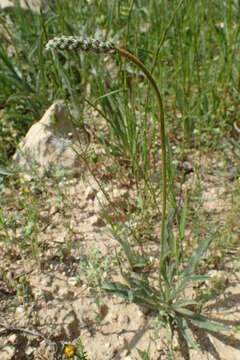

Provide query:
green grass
left=0, top=0, right=239, bottom=165
left=0, top=0, right=240, bottom=359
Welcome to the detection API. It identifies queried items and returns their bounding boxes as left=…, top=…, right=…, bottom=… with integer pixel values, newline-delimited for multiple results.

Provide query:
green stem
left=116, top=47, right=167, bottom=270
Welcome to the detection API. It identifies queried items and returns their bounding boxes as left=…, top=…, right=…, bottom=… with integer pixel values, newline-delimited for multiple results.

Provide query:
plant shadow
left=177, top=286, right=240, bottom=360
left=105, top=286, right=240, bottom=360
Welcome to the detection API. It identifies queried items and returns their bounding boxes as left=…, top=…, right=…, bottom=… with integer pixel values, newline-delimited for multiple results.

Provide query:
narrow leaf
left=183, top=236, right=213, bottom=276
left=180, top=196, right=188, bottom=239
left=175, top=316, right=199, bottom=351
left=102, top=282, right=131, bottom=301
left=173, top=275, right=209, bottom=298
left=188, top=314, right=229, bottom=333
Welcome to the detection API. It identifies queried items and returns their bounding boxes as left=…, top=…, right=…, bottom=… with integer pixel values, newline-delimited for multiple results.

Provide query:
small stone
left=68, top=277, right=78, bottom=286
left=0, top=0, right=41, bottom=12
left=15, top=305, right=24, bottom=314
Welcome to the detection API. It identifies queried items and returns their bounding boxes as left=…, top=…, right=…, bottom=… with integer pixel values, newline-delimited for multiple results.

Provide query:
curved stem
left=116, top=47, right=167, bottom=269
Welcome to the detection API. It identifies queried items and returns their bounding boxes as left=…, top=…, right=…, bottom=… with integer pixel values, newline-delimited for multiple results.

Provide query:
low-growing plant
left=45, top=35, right=229, bottom=356
left=64, top=338, right=89, bottom=359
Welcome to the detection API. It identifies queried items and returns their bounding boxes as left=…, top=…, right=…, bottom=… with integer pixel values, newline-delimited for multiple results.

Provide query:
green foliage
left=1, top=0, right=239, bottom=165
left=103, top=234, right=229, bottom=353
left=75, top=338, right=89, bottom=360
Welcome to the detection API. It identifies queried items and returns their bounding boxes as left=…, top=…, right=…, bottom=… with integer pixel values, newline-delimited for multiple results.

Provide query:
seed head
left=45, top=36, right=116, bottom=54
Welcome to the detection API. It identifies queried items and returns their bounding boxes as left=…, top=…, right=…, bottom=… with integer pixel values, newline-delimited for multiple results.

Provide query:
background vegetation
left=0, top=0, right=239, bottom=166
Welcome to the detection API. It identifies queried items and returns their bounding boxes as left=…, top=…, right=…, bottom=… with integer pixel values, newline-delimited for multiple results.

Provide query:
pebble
left=15, top=305, right=24, bottom=314
left=68, top=277, right=78, bottom=286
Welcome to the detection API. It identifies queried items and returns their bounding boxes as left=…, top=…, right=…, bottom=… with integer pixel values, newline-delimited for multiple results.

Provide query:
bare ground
left=0, top=150, right=240, bottom=360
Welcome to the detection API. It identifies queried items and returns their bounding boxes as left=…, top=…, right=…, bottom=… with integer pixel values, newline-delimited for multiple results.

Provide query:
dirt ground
left=0, top=149, right=240, bottom=360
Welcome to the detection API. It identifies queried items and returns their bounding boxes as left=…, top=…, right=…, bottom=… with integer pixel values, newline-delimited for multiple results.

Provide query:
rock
left=0, top=0, right=41, bottom=12
left=13, top=101, right=82, bottom=177
left=68, top=277, right=78, bottom=286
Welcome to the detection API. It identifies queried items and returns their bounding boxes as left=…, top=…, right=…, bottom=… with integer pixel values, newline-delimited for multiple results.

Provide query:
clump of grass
left=45, top=35, right=230, bottom=356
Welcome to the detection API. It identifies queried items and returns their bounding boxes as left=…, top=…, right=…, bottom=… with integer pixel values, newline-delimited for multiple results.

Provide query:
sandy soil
left=0, top=149, right=240, bottom=360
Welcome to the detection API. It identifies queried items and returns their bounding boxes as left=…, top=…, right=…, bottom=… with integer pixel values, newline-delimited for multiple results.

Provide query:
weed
left=64, top=338, right=89, bottom=359
left=45, top=35, right=230, bottom=356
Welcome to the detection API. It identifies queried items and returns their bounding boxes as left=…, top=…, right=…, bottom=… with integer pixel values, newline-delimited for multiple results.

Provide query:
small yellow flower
left=64, top=344, right=76, bottom=358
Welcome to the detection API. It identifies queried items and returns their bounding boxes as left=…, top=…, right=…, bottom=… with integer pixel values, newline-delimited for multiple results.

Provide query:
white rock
left=13, top=101, right=83, bottom=177
left=68, top=277, right=78, bottom=286
left=15, top=305, right=24, bottom=314
left=0, top=0, right=40, bottom=11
